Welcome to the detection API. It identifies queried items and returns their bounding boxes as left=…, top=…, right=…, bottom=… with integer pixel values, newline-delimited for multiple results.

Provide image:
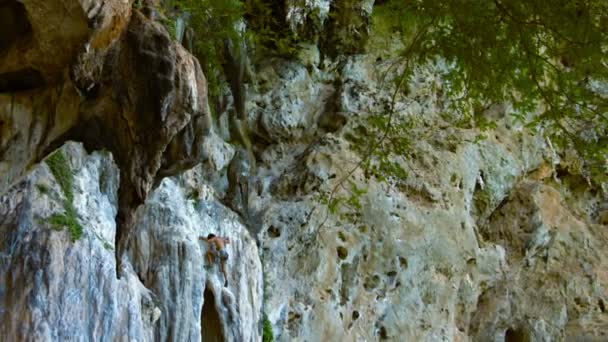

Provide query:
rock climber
left=199, top=234, right=231, bottom=286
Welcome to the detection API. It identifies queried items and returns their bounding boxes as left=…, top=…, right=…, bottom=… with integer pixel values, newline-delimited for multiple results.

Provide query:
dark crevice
left=337, top=246, right=348, bottom=260
left=0, top=69, right=45, bottom=93
left=201, top=287, right=225, bottom=342
left=0, top=0, right=32, bottom=52
left=505, top=327, right=530, bottom=342
left=268, top=225, right=281, bottom=238
left=378, top=325, right=389, bottom=340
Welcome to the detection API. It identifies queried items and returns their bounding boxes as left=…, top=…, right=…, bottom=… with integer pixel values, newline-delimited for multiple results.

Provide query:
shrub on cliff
left=45, top=150, right=83, bottom=241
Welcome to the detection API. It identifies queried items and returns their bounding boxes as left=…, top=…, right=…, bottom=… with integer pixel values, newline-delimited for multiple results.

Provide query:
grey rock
left=0, top=142, right=264, bottom=341
left=0, top=142, right=156, bottom=341
left=129, top=170, right=263, bottom=342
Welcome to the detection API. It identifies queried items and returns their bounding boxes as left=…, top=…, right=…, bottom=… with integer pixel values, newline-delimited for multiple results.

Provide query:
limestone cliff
left=1, top=0, right=607, bottom=341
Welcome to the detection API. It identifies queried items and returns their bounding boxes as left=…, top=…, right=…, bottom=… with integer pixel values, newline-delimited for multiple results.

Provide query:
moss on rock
left=45, top=150, right=83, bottom=241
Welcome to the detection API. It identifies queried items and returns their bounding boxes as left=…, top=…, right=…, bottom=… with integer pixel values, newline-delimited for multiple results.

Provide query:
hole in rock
left=0, top=0, right=32, bottom=51
left=0, top=68, right=45, bottom=92
left=201, top=287, right=225, bottom=342
left=504, top=327, right=530, bottom=342
left=398, top=257, right=408, bottom=269
left=337, top=246, right=348, bottom=260
left=288, top=311, right=301, bottom=323
left=287, top=310, right=302, bottom=333
left=268, top=225, right=281, bottom=238
left=352, top=310, right=360, bottom=320
left=378, top=325, right=389, bottom=339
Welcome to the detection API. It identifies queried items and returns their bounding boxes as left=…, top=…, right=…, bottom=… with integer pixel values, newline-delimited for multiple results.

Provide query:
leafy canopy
left=162, top=0, right=243, bottom=101
left=379, top=0, right=608, bottom=181
left=161, top=0, right=299, bottom=106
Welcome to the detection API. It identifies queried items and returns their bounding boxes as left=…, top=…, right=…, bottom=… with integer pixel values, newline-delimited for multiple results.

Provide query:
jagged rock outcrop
left=0, top=1, right=213, bottom=263
left=0, top=0, right=130, bottom=192
left=0, top=142, right=262, bottom=341
left=251, top=60, right=335, bottom=142
left=279, top=0, right=374, bottom=56
left=0, top=0, right=131, bottom=89
left=68, top=10, right=213, bottom=260
left=129, top=168, right=263, bottom=342
left=0, top=143, right=157, bottom=341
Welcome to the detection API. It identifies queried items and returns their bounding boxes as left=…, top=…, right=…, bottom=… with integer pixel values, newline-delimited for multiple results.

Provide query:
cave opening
left=505, top=327, right=530, bottom=342
left=201, top=287, right=225, bottom=342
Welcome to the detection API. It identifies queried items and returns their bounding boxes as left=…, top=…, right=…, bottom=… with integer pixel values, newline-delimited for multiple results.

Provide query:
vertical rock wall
left=0, top=0, right=606, bottom=341
left=0, top=143, right=156, bottom=341
left=129, top=170, right=263, bottom=342
left=0, top=142, right=263, bottom=341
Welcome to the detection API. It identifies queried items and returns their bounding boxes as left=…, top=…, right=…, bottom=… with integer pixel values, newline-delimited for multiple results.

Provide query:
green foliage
left=262, top=314, right=274, bottom=342
left=375, top=0, right=608, bottom=182
left=170, top=0, right=245, bottom=100
left=472, top=134, right=488, bottom=145
left=161, top=0, right=300, bottom=109
left=346, top=114, right=418, bottom=182
left=36, top=183, right=50, bottom=194
left=186, top=189, right=202, bottom=207
left=318, top=180, right=367, bottom=224
left=319, top=112, right=420, bottom=226
left=160, top=12, right=178, bottom=39
left=48, top=202, right=83, bottom=242
left=243, top=0, right=301, bottom=58
left=187, top=189, right=199, bottom=200
left=45, top=150, right=83, bottom=242
left=46, top=151, right=74, bottom=203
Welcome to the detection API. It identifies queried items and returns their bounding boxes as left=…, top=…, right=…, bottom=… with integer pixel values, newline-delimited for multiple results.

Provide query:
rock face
left=251, top=60, right=335, bottom=142
left=129, top=171, right=263, bottom=342
left=0, top=1, right=213, bottom=260
left=474, top=181, right=608, bottom=341
left=0, top=143, right=262, bottom=341
left=0, top=0, right=131, bottom=88
left=0, top=143, right=156, bottom=341
left=1, top=0, right=608, bottom=341
left=242, top=23, right=607, bottom=340
left=69, top=10, right=213, bottom=257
